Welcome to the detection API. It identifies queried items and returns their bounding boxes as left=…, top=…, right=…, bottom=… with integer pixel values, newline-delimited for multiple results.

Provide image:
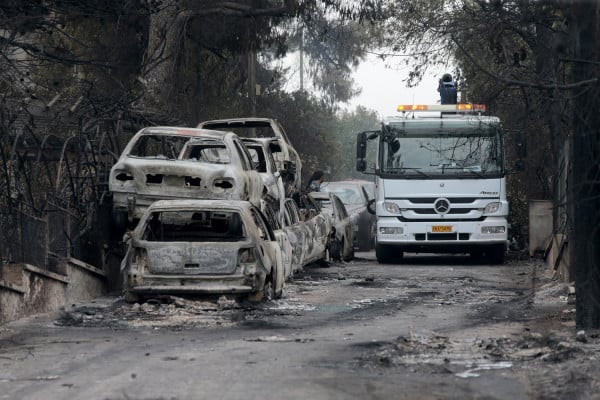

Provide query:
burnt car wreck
left=121, top=200, right=284, bottom=302
left=109, top=127, right=264, bottom=227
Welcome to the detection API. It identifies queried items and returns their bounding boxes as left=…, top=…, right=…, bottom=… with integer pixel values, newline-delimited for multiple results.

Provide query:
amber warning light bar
left=397, top=104, right=486, bottom=112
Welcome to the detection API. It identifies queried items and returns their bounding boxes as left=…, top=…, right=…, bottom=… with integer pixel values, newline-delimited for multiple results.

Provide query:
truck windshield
left=381, top=124, right=503, bottom=178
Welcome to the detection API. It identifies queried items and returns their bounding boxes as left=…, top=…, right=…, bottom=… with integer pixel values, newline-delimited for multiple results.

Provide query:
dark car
left=320, top=180, right=376, bottom=251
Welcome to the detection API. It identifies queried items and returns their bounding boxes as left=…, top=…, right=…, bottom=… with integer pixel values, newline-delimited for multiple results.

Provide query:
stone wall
left=0, top=259, right=106, bottom=324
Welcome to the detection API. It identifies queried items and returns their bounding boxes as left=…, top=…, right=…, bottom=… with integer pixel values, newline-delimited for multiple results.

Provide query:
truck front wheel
left=376, top=244, right=403, bottom=264
left=487, top=244, right=506, bottom=265
left=470, top=245, right=505, bottom=264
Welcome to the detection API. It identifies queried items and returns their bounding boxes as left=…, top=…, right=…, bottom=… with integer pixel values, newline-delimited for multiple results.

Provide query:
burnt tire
left=343, top=239, right=355, bottom=262
left=357, top=234, right=372, bottom=252
left=487, top=244, right=506, bottom=265
left=329, top=238, right=342, bottom=262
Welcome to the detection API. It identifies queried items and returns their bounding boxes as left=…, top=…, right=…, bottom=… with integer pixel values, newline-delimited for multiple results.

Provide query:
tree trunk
left=570, top=1, right=600, bottom=329
left=140, top=0, right=188, bottom=112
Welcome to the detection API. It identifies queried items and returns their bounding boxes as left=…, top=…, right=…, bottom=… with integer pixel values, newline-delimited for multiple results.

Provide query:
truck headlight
left=383, top=202, right=401, bottom=214
left=484, top=202, right=501, bottom=214
left=481, top=226, right=505, bottom=234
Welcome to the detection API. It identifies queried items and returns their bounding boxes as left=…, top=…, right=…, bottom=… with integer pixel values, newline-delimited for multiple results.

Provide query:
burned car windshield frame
left=128, top=134, right=191, bottom=160
left=140, top=209, right=246, bottom=242
left=179, top=141, right=231, bottom=164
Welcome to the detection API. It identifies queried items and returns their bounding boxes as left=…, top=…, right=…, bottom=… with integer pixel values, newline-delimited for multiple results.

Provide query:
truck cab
left=357, top=104, right=508, bottom=264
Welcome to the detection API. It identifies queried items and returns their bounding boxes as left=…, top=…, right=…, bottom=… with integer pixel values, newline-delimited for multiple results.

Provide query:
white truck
left=356, top=103, right=509, bottom=264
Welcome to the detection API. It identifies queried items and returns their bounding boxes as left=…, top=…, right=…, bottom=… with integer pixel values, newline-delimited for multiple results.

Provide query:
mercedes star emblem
left=434, top=198, right=451, bottom=215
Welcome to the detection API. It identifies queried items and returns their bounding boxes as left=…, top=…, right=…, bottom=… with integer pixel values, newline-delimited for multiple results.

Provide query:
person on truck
left=438, top=73, right=458, bottom=105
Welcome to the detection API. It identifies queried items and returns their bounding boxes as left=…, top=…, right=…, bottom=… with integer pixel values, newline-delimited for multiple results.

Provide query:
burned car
left=242, top=138, right=286, bottom=221
left=197, top=118, right=302, bottom=197
left=109, top=127, right=263, bottom=227
left=121, top=199, right=284, bottom=301
left=294, top=192, right=331, bottom=266
left=310, top=192, right=355, bottom=262
left=320, top=180, right=376, bottom=251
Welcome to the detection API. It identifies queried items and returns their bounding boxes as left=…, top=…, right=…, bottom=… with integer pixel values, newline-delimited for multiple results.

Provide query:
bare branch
left=451, top=35, right=597, bottom=90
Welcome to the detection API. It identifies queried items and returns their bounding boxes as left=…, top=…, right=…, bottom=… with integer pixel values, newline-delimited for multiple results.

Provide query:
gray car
left=320, top=180, right=376, bottom=251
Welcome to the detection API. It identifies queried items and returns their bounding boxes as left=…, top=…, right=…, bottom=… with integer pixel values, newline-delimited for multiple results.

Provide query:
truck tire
left=376, top=244, right=403, bottom=264
left=357, top=233, right=372, bottom=252
left=487, top=244, right=506, bottom=265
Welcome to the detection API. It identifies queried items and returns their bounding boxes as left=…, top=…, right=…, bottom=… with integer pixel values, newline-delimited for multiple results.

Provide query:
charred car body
left=121, top=199, right=284, bottom=301
left=310, top=192, right=355, bottom=262
left=260, top=200, right=294, bottom=280
left=294, top=192, right=331, bottom=266
left=281, top=198, right=309, bottom=273
left=197, top=118, right=302, bottom=197
left=109, top=127, right=263, bottom=226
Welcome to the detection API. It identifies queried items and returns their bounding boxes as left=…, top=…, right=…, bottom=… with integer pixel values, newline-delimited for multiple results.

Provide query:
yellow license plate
left=432, top=225, right=452, bottom=233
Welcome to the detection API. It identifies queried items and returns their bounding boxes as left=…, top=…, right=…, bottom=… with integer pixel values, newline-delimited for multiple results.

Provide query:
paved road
left=0, top=251, right=597, bottom=399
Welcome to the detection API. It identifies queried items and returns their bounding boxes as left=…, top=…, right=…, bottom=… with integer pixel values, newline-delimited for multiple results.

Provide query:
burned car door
left=261, top=201, right=293, bottom=282
left=243, top=138, right=286, bottom=223
left=248, top=205, right=285, bottom=299
left=296, top=193, right=330, bottom=266
left=283, top=198, right=308, bottom=273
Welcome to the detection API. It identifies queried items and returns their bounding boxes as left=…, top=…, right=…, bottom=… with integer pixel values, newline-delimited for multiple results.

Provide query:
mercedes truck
left=356, top=102, right=509, bottom=264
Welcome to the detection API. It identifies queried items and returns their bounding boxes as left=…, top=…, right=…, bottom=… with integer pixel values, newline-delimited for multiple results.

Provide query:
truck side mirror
left=357, top=132, right=367, bottom=159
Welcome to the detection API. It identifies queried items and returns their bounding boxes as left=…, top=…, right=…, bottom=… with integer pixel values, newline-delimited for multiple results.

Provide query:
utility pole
left=248, top=49, right=256, bottom=117
left=570, top=0, right=600, bottom=329
left=299, top=27, right=304, bottom=92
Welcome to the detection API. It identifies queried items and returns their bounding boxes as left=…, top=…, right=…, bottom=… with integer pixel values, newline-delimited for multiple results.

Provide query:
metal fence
left=0, top=98, right=181, bottom=277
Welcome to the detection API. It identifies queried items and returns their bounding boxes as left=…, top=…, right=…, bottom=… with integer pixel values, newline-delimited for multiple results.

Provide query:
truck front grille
left=415, top=233, right=471, bottom=241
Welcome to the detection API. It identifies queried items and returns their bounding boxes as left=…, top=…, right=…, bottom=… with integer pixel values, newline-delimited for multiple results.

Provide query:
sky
left=280, top=52, right=449, bottom=119
left=344, top=54, right=444, bottom=118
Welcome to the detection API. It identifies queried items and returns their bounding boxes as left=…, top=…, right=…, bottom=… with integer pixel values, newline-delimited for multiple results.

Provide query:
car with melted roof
left=109, top=127, right=263, bottom=226
left=197, top=118, right=302, bottom=197
left=120, top=199, right=284, bottom=301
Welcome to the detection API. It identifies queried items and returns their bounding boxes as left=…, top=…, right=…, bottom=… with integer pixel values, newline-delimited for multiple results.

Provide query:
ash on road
left=1, top=251, right=598, bottom=400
